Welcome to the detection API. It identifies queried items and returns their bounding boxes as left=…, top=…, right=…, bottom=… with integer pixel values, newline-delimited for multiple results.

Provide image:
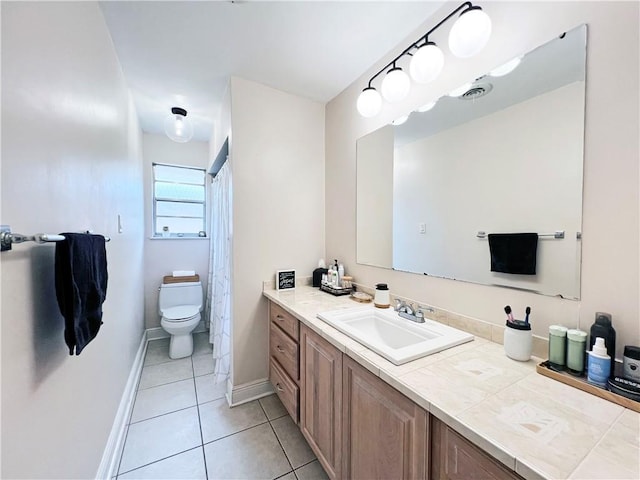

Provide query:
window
left=153, top=163, right=206, bottom=238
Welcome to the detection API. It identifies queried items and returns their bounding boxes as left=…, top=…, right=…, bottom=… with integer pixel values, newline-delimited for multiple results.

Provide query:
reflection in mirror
left=356, top=25, right=586, bottom=299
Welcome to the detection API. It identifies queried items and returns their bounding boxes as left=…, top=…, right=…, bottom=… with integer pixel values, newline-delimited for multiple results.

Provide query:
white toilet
left=158, top=281, right=203, bottom=359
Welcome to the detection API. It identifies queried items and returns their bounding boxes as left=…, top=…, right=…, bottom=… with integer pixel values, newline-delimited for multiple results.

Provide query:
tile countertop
left=263, top=286, right=640, bottom=480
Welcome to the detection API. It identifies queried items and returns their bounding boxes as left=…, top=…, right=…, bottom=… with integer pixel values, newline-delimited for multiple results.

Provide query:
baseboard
left=145, top=326, right=169, bottom=340
left=146, top=320, right=208, bottom=341
left=95, top=331, right=147, bottom=479
left=227, top=378, right=274, bottom=407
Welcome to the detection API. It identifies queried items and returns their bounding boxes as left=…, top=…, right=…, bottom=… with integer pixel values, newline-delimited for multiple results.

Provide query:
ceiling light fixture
left=164, top=107, right=194, bottom=143
left=356, top=2, right=491, bottom=117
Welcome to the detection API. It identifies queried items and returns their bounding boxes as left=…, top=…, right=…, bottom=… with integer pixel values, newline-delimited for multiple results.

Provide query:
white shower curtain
left=206, top=160, right=231, bottom=385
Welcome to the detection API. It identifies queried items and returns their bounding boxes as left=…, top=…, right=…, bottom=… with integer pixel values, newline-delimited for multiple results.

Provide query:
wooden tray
left=163, top=274, right=200, bottom=284
left=536, top=361, right=640, bottom=413
left=350, top=292, right=372, bottom=303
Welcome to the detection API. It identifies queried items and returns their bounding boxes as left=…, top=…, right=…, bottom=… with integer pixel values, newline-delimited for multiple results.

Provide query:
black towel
left=488, top=233, right=538, bottom=275
left=55, top=233, right=108, bottom=355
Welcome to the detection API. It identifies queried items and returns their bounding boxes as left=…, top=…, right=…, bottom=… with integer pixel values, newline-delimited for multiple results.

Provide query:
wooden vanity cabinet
left=342, top=356, right=429, bottom=480
left=431, top=417, right=522, bottom=480
left=299, top=324, right=343, bottom=480
left=268, top=302, right=300, bottom=422
left=268, top=300, right=520, bottom=480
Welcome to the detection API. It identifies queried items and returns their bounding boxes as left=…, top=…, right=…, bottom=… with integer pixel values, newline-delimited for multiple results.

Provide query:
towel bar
left=1, top=225, right=110, bottom=252
left=476, top=230, right=565, bottom=239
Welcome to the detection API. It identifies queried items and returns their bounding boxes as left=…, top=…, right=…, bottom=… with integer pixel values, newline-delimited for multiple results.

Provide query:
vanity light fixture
left=416, top=100, right=438, bottom=113
left=489, top=56, right=523, bottom=77
left=164, top=107, right=194, bottom=143
left=381, top=65, right=411, bottom=103
left=391, top=114, right=410, bottom=126
left=448, top=6, right=492, bottom=58
left=357, top=87, right=383, bottom=118
left=356, top=2, right=492, bottom=117
left=410, top=42, right=445, bottom=84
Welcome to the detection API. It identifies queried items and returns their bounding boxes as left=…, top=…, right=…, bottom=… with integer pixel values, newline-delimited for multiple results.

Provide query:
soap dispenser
left=374, top=283, right=390, bottom=309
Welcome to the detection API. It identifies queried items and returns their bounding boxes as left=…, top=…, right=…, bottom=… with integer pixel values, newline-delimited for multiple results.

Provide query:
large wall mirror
left=356, top=25, right=586, bottom=299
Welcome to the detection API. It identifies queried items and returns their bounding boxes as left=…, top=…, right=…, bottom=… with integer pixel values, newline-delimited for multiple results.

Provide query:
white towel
left=173, top=270, right=196, bottom=277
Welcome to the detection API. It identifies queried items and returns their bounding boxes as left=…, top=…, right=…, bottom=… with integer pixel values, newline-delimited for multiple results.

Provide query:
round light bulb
left=409, top=42, right=445, bottom=84
left=448, top=6, right=492, bottom=58
left=175, top=117, right=184, bottom=134
left=164, top=107, right=194, bottom=143
left=391, top=115, right=410, bottom=126
left=356, top=87, right=382, bottom=117
left=489, top=56, right=523, bottom=77
left=448, top=82, right=473, bottom=97
left=416, top=100, right=437, bottom=113
left=381, top=67, right=411, bottom=103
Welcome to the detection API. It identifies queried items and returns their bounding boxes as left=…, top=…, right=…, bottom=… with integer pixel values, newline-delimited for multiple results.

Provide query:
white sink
left=317, top=306, right=474, bottom=365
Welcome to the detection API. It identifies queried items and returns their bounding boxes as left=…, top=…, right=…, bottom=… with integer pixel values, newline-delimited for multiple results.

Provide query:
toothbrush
left=504, top=305, right=514, bottom=322
left=525, top=306, right=531, bottom=325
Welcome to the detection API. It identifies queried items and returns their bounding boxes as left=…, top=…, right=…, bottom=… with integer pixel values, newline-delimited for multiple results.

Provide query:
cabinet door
left=431, top=417, right=521, bottom=480
left=342, top=356, right=428, bottom=480
left=300, top=325, right=342, bottom=480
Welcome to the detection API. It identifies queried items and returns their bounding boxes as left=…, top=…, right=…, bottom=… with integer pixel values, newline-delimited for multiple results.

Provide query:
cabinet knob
left=275, top=383, right=284, bottom=392
left=276, top=346, right=285, bottom=353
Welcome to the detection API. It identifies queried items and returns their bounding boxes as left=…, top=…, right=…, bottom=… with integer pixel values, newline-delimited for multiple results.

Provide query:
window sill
left=148, top=236, right=209, bottom=241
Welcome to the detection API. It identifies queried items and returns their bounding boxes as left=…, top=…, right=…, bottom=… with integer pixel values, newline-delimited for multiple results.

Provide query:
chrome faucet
left=395, top=300, right=425, bottom=323
left=395, top=299, right=414, bottom=315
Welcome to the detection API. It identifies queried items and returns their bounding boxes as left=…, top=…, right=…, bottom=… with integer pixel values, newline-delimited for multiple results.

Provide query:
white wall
left=393, top=82, right=584, bottom=298
left=142, top=134, right=210, bottom=329
left=230, top=77, right=325, bottom=387
left=326, top=1, right=639, bottom=359
left=210, top=80, right=232, bottom=170
left=1, top=2, right=145, bottom=478
left=356, top=125, right=394, bottom=268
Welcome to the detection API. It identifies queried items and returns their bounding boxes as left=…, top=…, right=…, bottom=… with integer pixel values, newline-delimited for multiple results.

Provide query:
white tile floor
left=116, top=332, right=328, bottom=480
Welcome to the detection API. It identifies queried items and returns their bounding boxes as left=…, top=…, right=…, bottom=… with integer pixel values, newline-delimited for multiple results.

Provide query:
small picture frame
left=276, top=269, right=296, bottom=291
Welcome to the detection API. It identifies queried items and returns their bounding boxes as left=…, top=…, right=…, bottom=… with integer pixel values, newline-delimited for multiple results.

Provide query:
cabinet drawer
left=270, top=321, right=299, bottom=382
left=270, top=302, right=299, bottom=341
left=270, top=358, right=299, bottom=423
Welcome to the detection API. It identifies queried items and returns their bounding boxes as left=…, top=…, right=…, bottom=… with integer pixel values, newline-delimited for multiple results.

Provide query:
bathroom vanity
left=265, top=286, right=639, bottom=480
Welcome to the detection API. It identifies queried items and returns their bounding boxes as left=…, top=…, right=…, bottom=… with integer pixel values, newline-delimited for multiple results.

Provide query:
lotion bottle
left=587, top=337, right=611, bottom=388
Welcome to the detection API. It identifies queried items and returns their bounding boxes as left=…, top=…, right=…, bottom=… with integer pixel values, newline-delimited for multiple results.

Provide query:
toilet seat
left=161, top=305, right=200, bottom=322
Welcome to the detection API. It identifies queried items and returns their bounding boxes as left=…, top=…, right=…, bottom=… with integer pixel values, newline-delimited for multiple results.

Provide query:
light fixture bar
left=357, top=1, right=491, bottom=117
left=366, top=1, right=474, bottom=89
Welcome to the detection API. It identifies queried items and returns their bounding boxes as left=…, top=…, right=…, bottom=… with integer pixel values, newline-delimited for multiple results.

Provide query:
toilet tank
left=159, top=281, right=203, bottom=313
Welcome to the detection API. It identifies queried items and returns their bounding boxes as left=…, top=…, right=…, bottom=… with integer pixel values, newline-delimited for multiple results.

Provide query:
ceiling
left=99, top=1, right=445, bottom=143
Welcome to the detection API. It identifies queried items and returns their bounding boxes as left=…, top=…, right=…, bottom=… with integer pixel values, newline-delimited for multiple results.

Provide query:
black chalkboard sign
left=276, top=270, right=296, bottom=291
